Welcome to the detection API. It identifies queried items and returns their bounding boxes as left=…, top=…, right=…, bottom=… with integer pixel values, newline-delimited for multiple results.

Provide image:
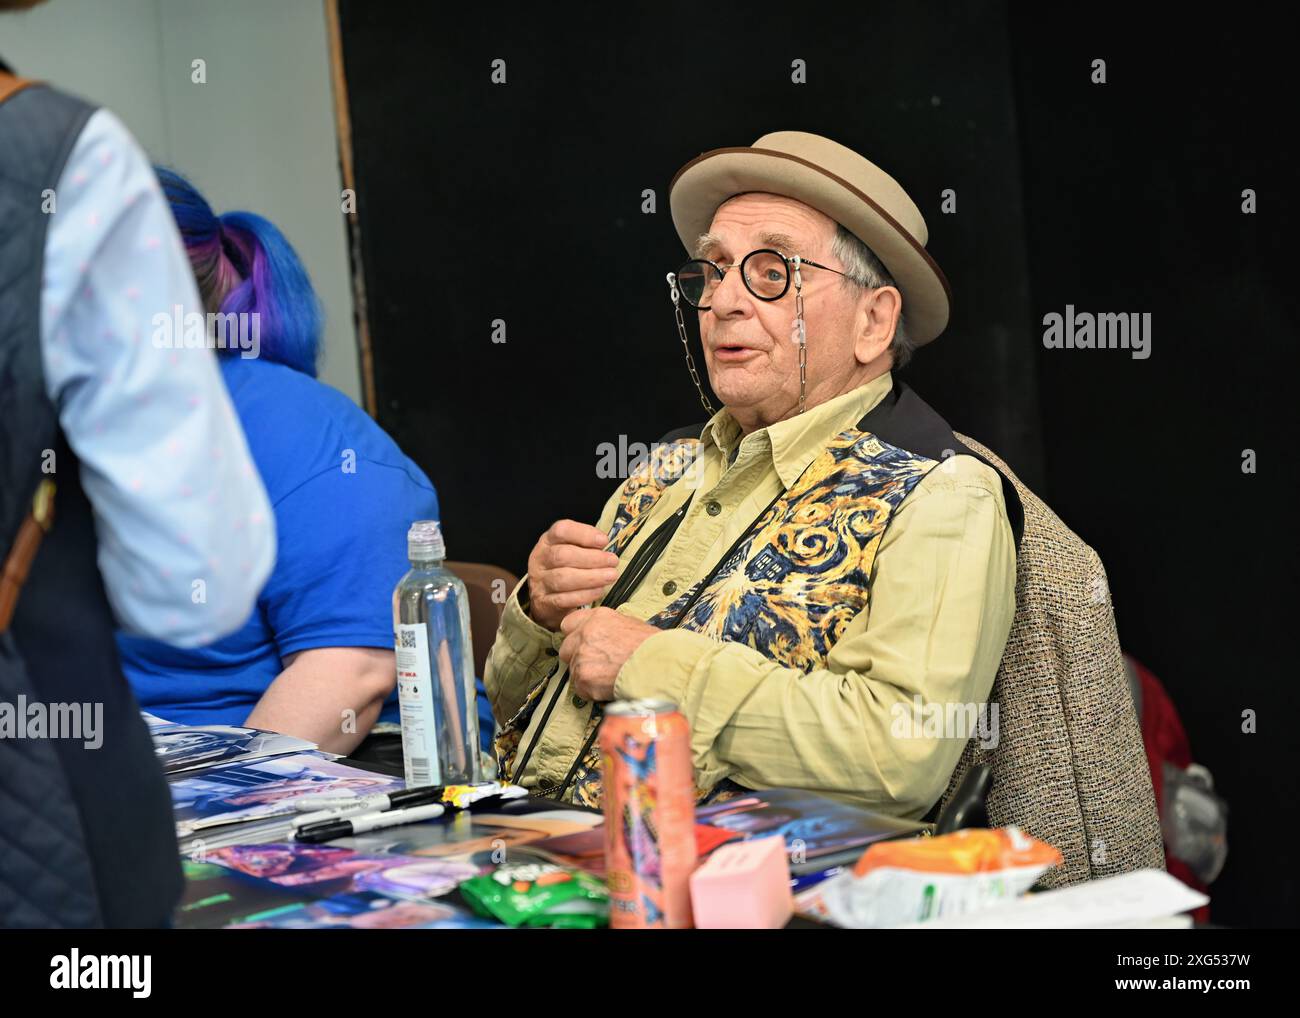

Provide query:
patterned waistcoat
left=495, top=380, right=1029, bottom=810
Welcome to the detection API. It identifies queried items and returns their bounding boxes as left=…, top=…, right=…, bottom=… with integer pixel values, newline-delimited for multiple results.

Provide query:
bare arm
left=245, top=647, right=396, bottom=755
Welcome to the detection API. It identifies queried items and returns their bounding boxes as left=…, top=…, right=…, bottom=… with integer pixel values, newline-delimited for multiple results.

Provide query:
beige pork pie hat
left=668, top=130, right=951, bottom=345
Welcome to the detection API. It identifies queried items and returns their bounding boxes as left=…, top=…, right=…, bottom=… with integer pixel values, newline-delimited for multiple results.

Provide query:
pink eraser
left=689, top=835, right=793, bottom=929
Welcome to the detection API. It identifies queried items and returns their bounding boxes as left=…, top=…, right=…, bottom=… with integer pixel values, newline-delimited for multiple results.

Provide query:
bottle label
left=395, top=623, right=441, bottom=787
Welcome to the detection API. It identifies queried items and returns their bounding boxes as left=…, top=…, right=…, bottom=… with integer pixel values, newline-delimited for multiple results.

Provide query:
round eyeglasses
left=671, top=248, right=851, bottom=310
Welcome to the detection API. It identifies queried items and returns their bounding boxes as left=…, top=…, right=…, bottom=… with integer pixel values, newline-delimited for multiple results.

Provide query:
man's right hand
left=524, top=520, right=621, bottom=631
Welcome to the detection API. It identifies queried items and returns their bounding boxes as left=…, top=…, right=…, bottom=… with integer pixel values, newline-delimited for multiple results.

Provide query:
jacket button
left=662, top=580, right=677, bottom=596
left=571, top=694, right=587, bottom=709
left=706, top=500, right=722, bottom=516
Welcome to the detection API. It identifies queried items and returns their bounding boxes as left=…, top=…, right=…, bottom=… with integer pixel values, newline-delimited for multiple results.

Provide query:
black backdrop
left=337, top=1, right=1296, bottom=926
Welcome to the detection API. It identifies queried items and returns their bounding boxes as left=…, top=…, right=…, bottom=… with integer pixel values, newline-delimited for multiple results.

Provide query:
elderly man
left=486, top=131, right=1019, bottom=821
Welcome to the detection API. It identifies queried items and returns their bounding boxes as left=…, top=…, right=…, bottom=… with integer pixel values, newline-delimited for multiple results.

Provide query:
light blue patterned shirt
left=39, top=108, right=275, bottom=647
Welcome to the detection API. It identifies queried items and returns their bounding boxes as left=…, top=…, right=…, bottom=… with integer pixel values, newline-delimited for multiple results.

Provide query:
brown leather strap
left=0, top=70, right=38, bottom=108
left=0, top=481, right=56, bottom=633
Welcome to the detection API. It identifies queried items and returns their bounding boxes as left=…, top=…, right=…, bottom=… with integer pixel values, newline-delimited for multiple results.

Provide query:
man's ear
left=853, top=286, right=901, bottom=366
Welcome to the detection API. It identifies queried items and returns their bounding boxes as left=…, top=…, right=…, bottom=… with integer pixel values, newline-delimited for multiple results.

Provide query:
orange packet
left=854, top=826, right=1062, bottom=878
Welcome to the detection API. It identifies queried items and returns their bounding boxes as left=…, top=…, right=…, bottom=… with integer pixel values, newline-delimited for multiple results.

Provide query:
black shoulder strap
left=856, top=381, right=1024, bottom=548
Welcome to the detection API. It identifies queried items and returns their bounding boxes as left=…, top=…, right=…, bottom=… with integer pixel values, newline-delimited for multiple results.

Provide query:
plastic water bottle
left=392, top=520, right=481, bottom=787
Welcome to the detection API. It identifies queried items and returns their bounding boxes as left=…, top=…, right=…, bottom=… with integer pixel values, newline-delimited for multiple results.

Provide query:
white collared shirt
left=39, top=108, right=275, bottom=647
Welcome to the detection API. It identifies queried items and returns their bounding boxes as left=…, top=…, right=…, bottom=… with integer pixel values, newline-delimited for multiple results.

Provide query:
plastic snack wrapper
left=803, top=826, right=1063, bottom=928
left=440, top=782, right=527, bottom=809
left=460, top=861, right=610, bottom=928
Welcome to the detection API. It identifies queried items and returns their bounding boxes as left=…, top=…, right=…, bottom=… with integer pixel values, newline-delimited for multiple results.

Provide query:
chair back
left=444, top=560, right=521, bottom=678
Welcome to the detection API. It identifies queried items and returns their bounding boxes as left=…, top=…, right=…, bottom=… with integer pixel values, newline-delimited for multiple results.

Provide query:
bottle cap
left=407, top=520, right=446, bottom=562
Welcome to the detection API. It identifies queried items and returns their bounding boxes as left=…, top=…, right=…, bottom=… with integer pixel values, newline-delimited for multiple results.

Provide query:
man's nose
left=707, top=266, right=752, bottom=316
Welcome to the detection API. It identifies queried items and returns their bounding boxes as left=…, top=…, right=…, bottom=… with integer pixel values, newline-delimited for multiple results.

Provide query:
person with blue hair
left=117, top=168, right=494, bottom=757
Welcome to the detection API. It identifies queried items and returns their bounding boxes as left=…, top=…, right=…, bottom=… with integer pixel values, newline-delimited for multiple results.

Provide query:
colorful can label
left=600, top=698, right=697, bottom=929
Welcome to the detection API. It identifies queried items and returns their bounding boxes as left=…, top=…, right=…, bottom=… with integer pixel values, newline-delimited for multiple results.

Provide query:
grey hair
left=829, top=223, right=915, bottom=370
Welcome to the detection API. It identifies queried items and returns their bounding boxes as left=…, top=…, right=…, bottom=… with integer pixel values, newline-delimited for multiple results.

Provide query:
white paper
left=895, top=868, right=1209, bottom=929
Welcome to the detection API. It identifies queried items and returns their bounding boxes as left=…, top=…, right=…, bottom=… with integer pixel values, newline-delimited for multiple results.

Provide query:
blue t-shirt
left=117, top=356, right=438, bottom=729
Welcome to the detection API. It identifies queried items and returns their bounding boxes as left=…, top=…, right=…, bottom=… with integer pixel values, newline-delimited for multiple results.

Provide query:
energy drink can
left=600, top=698, right=697, bottom=928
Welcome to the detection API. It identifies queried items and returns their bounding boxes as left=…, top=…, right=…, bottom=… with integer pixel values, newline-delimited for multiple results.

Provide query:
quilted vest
left=0, top=67, right=183, bottom=927
left=497, top=381, right=1023, bottom=810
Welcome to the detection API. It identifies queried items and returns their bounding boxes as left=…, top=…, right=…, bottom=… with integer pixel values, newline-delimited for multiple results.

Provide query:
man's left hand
left=558, top=607, right=660, bottom=702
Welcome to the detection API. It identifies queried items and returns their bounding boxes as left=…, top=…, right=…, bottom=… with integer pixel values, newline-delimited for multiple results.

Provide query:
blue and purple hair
left=154, top=166, right=321, bottom=377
